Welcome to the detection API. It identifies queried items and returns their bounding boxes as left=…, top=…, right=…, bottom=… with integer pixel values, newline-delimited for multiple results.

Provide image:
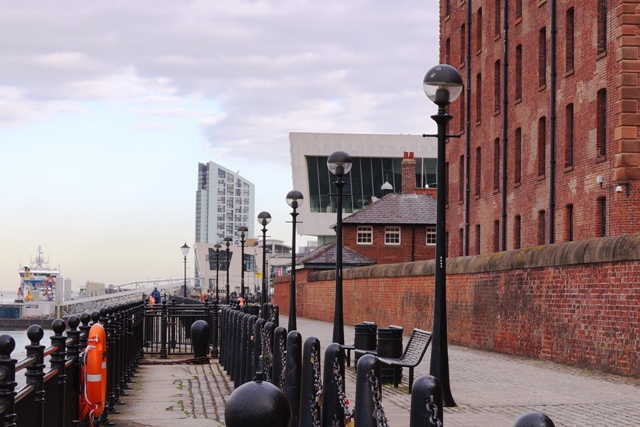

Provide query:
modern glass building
left=290, top=132, right=438, bottom=242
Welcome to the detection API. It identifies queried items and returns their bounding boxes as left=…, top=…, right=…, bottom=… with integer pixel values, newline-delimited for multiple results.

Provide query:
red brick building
left=440, top=0, right=639, bottom=257
left=341, top=152, right=438, bottom=264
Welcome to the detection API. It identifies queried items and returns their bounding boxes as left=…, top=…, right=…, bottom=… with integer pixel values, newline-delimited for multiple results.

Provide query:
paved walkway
left=110, top=316, right=640, bottom=426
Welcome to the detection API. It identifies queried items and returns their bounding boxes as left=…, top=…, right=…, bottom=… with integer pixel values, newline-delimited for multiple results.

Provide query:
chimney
left=401, top=151, right=416, bottom=194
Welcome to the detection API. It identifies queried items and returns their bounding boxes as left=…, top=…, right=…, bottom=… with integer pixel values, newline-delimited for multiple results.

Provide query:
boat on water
left=2, top=246, right=61, bottom=321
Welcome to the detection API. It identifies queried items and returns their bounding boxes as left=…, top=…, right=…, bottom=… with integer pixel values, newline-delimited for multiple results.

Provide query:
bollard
left=299, top=337, right=321, bottom=427
left=190, top=319, right=210, bottom=358
left=262, top=321, right=275, bottom=382
left=322, top=343, right=353, bottom=426
left=409, top=375, right=443, bottom=427
left=244, top=315, right=258, bottom=384
left=284, top=331, right=302, bottom=427
left=254, top=318, right=266, bottom=377
left=270, top=304, right=280, bottom=326
left=513, top=411, right=556, bottom=427
left=225, top=372, right=292, bottom=427
left=355, top=354, right=387, bottom=427
left=272, top=326, right=288, bottom=388
left=239, top=313, right=251, bottom=385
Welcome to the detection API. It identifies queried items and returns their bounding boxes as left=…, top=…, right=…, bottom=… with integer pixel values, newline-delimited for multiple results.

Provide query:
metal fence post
left=66, top=316, right=81, bottom=425
left=50, top=319, right=68, bottom=427
left=25, top=325, right=45, bottom=427
left=160, top=301, right=168, bottom=359
left=0, top=334, right=17, bottom=426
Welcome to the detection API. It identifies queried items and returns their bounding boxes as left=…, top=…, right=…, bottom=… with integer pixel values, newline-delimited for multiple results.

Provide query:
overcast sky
left=0, top=1, right=441, bottom=292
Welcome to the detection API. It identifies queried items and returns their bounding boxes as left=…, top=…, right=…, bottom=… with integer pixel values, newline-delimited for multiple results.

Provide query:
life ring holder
left=79, top=323, right=108, bottom=425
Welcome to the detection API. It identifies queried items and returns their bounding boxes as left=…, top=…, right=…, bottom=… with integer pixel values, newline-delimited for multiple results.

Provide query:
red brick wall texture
left=274, top=233, right=640, bottom=376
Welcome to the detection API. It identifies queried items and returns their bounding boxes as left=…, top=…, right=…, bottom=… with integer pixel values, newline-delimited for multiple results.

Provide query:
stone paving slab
left=110, top=315, right=640, bottom=426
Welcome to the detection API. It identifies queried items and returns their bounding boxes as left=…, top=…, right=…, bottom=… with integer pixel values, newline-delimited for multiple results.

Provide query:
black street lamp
left=423, top=63, right=463, bottom=407
left=286, top=190, right=303, bottom=331
left=327, top=151, right=352, bottom=345
left=214, top=243, right=221, bottom=302
left=224, top=236, right=232, bottom=304
left=257, top=211, right=272, bottom=312
left=236, top=226, right=248, bottom=300
left=181, top=242, right=190, bottom=298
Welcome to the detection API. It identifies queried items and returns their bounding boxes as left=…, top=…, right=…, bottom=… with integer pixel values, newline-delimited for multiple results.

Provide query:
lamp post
left=236, top=226, right=248, bottom=300
left=423, top=63, right=463, bottom=407
left=224, top=236, right=232, bottom=304
left=257, top=211, right=272, bottom=313
left=181, top=242, right=190, bottom=298
left=286, top=190, right=303, bottom=331
left=214, top=243, right=221, bottom=302
left=327, top=151, right=352, bottom=345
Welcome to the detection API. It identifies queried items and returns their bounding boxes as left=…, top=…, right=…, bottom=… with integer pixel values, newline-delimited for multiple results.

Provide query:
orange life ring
left=80, top=323, right=107, bottom=422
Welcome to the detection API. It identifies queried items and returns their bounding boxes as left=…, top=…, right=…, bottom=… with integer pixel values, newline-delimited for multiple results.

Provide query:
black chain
left=332, top=356, right=354, bottom=426
left=310, top=346, right=322, bottom=427
left=261, top=327, right=273, bottom=382
left=425, top=394, right=443, bottom=427
left=278, top=334, right=286, bottom=389
left=366, top=369, right=389, bottom=427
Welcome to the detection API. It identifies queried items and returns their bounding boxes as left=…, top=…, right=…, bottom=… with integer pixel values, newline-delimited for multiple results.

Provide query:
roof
left=342, top=193, right=437, bottom=225
left=296, top=243, right=377, bottom=268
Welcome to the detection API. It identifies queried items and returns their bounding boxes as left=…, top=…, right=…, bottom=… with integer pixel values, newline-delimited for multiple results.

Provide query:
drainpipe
left=549, top=0, right=557, bottom=243
left=501, top=0, right=509, bottom=251
left=464, top=0, right=472, bottom=256
left=412, top=225, right=416, bottom=261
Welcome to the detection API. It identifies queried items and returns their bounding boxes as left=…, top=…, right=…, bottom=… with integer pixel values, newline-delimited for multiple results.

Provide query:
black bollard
left=355, top=354, right=387, bottom=427
left=190, top=319, right=210, bottom=358
left=409, top=375, right=443, bottom=427
left=272, top=326, right=288, bottom=388
left=513, top=411, right=556, bottom=427
left=284, top=331, right=302, bottom=427
left=322, top=343, right=352, bottom=427
left=262, top=321, right=275, bottom=382
left=253, top=318, right=265, bottom=377
left=244, top=315, right=258, bottom=384
left=239, top=313, right=251, bottom=385
left=299, top=337, right=321, bottom=427
left=225, top=372, right=292, bottom=427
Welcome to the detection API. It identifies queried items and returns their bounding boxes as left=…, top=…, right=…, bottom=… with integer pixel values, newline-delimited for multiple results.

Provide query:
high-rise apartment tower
left=195, top=161, right=255, bottom=245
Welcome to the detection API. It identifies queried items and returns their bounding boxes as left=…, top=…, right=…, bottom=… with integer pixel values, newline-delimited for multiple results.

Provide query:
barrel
left=377, top=325, right=403, bottom=384
left=354, top=322, right=377, bottom=362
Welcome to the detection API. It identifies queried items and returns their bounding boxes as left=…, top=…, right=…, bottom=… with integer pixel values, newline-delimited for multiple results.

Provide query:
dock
left=110, top=316, right=640, bottom=427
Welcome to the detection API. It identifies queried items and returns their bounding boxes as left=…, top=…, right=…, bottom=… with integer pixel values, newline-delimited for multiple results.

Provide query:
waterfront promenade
left=111, top=316, right=640, bottom=427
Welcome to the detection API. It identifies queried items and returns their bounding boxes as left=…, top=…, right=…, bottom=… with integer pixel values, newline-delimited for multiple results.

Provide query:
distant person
left=151, top=287, right=161, bottom=304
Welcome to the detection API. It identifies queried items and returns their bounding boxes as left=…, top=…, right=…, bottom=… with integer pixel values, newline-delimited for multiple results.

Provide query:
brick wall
left=439, top=0, right=640, bottom=257
left=274, top=232, right=640, bottom=376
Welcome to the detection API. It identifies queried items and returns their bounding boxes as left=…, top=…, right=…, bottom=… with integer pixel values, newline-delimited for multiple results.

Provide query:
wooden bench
left=376, top=328, right=432, bottom=393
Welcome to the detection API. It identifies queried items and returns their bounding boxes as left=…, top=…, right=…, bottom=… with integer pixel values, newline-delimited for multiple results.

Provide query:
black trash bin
left=354, top=322, right=377, bottom=362
left=377, top=325, right=403, bottom=384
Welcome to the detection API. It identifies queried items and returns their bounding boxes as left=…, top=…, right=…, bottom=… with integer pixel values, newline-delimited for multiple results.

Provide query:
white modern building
left=289, top=132, right=438, bottom=243
left=195, top=161, right=256, bottom=246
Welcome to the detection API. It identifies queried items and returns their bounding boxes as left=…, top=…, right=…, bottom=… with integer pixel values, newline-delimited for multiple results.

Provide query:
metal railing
left=0, top=300, right=144, bottom=426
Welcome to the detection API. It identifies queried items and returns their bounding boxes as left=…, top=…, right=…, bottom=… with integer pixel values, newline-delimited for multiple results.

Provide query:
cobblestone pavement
left=110, top=316, right=640, bottom=426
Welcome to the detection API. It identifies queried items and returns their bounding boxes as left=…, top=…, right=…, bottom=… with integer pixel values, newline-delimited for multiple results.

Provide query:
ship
left=3, top=246, right=62, bottom=321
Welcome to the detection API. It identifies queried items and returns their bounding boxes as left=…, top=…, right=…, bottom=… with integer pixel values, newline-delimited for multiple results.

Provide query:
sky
left=0, top=1, right=441, bottom=291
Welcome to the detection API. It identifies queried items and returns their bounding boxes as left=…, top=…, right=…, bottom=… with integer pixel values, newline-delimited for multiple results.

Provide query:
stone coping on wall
left=309, top=232, right=640, bottom=282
